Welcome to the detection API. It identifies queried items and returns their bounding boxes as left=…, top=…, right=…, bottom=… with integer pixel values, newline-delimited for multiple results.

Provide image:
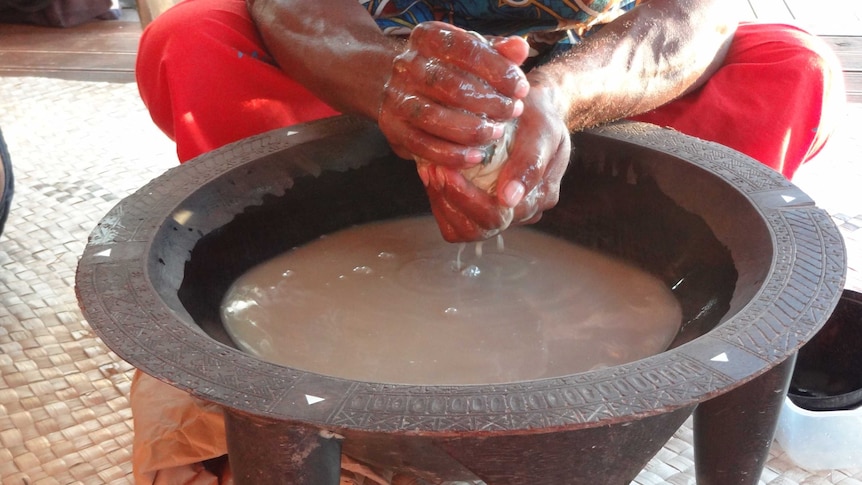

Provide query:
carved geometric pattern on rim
left=85, top=261, right=299, bottom=408
left=326, top=353, right=734, bottom=431
left=711, top=208, right=846, bottom=362
left=590, top=122, right=788, bottom=194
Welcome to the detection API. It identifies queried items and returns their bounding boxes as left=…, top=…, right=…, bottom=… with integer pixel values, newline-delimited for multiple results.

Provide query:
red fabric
left=136, top=0, right=845, bottom=178
left=631, top=22, right=846, bottom=179
left=135, top=0, right=338, bottom=163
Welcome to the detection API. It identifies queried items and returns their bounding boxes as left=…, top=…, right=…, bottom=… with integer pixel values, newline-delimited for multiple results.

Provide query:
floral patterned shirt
left=360, top=0, right=644, bottom=62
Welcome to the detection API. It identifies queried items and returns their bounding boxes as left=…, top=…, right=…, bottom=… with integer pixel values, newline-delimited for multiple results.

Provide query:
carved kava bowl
left=76, top=118, right=846, bottom=485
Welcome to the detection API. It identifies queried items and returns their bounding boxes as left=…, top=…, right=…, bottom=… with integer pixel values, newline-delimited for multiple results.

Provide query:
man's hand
left=378, top=22, right=530, bottom=168
left=250, top=0, right=735, bottom=243
left=379, top=22, right=577, bottom=242
left=418, top=79, right=572, bottom=242
left=415, top=0, right=738, bottom=243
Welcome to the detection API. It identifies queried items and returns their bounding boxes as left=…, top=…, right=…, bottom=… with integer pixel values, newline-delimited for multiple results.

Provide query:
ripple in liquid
left=221, top=216, right=682, bottom=385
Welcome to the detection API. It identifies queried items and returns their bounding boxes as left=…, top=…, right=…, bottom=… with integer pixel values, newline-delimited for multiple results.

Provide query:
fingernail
left=515, top=79, right=530, bottom=98
left=502, top=180, right=525, bottom=207
left=491, top=123, right=505, bottom=140
left=416, top=164, right=430, bottom=186
left=512, top=99, right=524, bottom=117
left=434, top=165, right=447, bottom=190
left=465, top=148, right=486, bottom=165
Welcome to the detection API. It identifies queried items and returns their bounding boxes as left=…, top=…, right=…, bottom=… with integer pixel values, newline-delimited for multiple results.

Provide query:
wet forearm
left=531, top=0, right=739, bottom=131
left=246, top=0, right=404, bottom=120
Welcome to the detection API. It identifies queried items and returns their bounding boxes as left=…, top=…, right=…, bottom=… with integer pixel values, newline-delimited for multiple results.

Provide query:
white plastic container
left=774, top=396, right=862, bottom=470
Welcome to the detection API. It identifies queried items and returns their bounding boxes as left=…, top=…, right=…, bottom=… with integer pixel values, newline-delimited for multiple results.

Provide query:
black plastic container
left=789, top=289, right=862, bottom=411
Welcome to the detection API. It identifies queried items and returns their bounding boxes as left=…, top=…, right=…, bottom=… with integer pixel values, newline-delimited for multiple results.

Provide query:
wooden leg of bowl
left=693, top=354, right=797, bottom=485
left=224, top=408, right=343, bottom=485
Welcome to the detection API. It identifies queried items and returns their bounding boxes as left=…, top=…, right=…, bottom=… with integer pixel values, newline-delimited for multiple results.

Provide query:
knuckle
left=423, top=58, right=449, bottom=86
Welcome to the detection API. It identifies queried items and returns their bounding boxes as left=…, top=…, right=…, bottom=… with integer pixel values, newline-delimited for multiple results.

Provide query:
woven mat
left=0, top=76, right=860, bottom=485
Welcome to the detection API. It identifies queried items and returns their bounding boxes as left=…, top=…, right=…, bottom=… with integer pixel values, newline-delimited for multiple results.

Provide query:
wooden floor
left=743, top=0, right=862, bottom=102
left=823, top=36, right=862, bottom=102
left=746, top=0, right=862, bottom=36
left=0, top=3, right=861, bottom=100
left=0, top=8, right=141, bottom=83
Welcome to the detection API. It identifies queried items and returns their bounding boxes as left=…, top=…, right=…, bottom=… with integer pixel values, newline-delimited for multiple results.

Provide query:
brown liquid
left=220, top=216, right=682, bottom=385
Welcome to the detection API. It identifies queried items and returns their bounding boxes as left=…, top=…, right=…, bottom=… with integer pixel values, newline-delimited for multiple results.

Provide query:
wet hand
left=418, top=82, right=571, bottom=243
left=495, top=80, right=571, bottom=226
left=378, top=22, right=530, bottom=168
left=417, top=162, right=514, bottom=242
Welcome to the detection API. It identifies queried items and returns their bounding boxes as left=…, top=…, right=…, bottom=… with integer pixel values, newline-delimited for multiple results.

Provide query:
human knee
left=139, top=0, right=249, bottom=62
left=734, top=23, right=846, bottom=157
left=762, top=25, right=846, bottom=158
left=788, top=27, right=843, bottom=100
left=135, top=0, right=265, bottom=135
left=789, top=28, right=846, bottom=121
left=735, top=23, right=845, bottom=106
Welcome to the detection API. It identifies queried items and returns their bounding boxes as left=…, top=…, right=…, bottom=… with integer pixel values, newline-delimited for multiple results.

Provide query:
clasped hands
left=378, top=22, right=571, bottom=242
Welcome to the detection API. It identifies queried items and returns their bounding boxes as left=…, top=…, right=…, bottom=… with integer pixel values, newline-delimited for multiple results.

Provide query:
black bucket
left=789, top=289, right=862, bottom=411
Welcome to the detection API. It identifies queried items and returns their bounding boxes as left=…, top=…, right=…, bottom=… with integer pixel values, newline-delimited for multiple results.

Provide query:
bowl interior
left=156, top=123, right=776, bottom=376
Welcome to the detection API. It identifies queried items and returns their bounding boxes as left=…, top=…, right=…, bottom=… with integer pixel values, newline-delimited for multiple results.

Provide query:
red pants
left=136, top=0, right=846, bottom=179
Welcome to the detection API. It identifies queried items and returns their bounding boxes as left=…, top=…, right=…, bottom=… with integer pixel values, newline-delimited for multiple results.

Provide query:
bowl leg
left=224, top=408, right=343, bottom=485
left=693, top=354, right=797, bottom=484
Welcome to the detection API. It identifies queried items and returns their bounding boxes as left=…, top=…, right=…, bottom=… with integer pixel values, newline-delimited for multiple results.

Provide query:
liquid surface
left=221, top=216, right=682, bottom=385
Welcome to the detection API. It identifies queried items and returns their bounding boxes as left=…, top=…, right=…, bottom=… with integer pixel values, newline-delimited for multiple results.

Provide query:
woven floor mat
left=0, top=76, right=860, bottom=485
left=0, top=76, right=175, bottom=485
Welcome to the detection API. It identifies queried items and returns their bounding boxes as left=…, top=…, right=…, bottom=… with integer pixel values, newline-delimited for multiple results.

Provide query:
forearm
left=531, top=0, right=739, bottom=131
left=246, top=0, right=404, bottom=120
